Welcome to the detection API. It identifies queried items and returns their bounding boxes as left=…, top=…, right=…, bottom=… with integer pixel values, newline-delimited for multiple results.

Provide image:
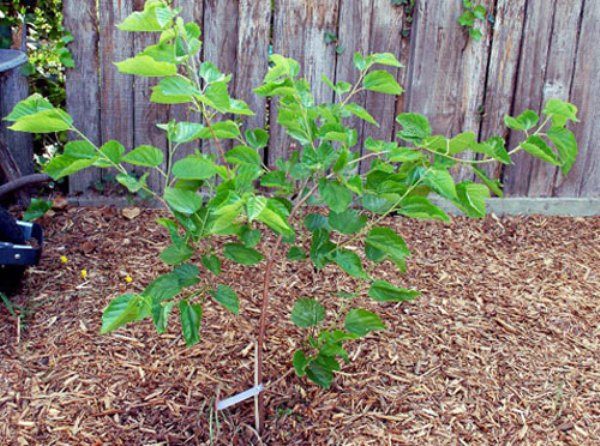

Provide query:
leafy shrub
left=6, top=0, right=579, bottom=421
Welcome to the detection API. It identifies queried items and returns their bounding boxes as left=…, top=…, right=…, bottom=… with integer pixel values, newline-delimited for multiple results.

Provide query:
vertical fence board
left=502, top=0, right=557, bottom=196
left=269, top=0, right=340, bottom=166
left=335, top=0, right=373, bottom=155
left=235, top=1, right=271, bottom=134
left=406, top=0, right=493, bottom=181
left=99, top=0, right=135, bottom=182
left=555, top=1, right=600, bottom=197
left=170, top=1, right=204, bottom=162
left=476, top=0, right=526, bottom=180
left=525, top=0, right=583, bottom=197
left=359, top=1, right=405, bottom=171
left=64, top=0, right=100, bottom=193
left=203, top=0, right=240, bottom=158
left=132, top=0, right=168, bottom=192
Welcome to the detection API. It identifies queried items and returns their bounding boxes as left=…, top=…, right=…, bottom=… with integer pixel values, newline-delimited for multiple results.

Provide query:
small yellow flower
left=125, top=275, right=133, bottom=284
left=60, top=255, right=68, bottom=264
left=80, top=269, right=88, bottom=280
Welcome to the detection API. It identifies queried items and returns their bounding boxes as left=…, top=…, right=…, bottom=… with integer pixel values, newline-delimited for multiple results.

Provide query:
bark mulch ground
left=0, top=206, right=598, bottom=445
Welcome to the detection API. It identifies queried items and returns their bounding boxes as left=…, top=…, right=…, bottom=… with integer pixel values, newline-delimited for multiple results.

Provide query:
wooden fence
left=63, top=0, right=599, bottom=198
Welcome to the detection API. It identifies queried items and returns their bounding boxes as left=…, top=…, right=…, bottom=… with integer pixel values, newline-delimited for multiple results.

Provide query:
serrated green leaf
left=398, top=196, right=451, bottom=222
left=293, top=350, right=309, bottom=377
left=101, top=294, right=147, bottom=334
left=291, top=298, right=325, bottom=328
left=331, top=249, right=368, bottom=279
left=344, top=309, right=385, bottom=337
left=423, top=168, right=457, bottom=199
left=344, top=103, right=379, bottom=126
left=179, top=300, right=202, bottom=346
left=287, top=246, right=307, bottom=261
left=223, top=243, right=264, bottom=265
left=363, top=70, right=403, bottom=95
left=455, top=182, right=490, bottom=218
left=368, top=280, right=420, bottom=302
left=547, top=127, right=577, bottom=174
left=504, top=109, right=539, bottom=131
left=164, top=187, right=202, bottom=214
left=201, top=254, right=222, bottom=275
left=172, top=156, right=217, bottom=180
left=160, top=243, right=194, bottom=265
left=521, top=135, right=560, bottom=165
left=395, top=113, right=431, bottom=143
left=319, top=179, right=353, bottom=213
left=210, top=285, right=239, bottom=314
left=328, top=209, right=367, bottom=235
left=115, top=55, right=177, bottom=77
left=118, top=0, right=176, bottom=32
left=122, top=145, right=164, bottom=167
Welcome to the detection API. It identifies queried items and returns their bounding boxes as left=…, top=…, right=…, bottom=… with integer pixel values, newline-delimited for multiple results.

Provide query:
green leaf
left=543, top=98, right=578, bottom=127
left=363, top=70, right=403, bottom=95
left=547, top=127, right=577, bottom=174
left=223, top=243, right=264, bottom=265
left=344, top=103, right=378, bottom=126
left=368, top=280, right=421, bottom=302
left=504, top=110, right=539, bottom=131
left=287, top=246, right=307, bottom=261
left=291, top=298, right=325, bottom=328
left=225, top=145, right=262, bottom=166
left=395, top=113, right=432, bottom=143
left=367, top=52, right=403, bottom=68
left=101, top=294, right=146, bottom=334
left=256, top=199, right=294, bottom=236
left=365, top=227, right=410, bottom=268
left=304, top=213, right=330, bottom=232
left=455, top=182, right=490, bottom=218
left=8, top=108, right=73, bottom=133
left=43, top=154, right=93, bottom=181
left=172, top=156, right=217, bottom=180
left=423, top=168, right=457, bottom=199
left=344, top=309, right=385, bottom=337
left=160, top=243, right=194, bottom=265
left=306, top=355, right=339, bottom=389
left=474, top=136, right=511, bottom=164
left=116, top=173, right=147, bottom=193
left=246, top=128, right=269, bottom=150
left=201, top=254, right=222, bottom=276
left=179, top=300, right=202, bottom=346
left=118, top=0, right=176, bottom=32
left=319, top=179, right=353, bottom=213
left=246, top=196, right=267, bottom=221
left=472, top=167, right=504, bottom=197
left=398, top=196, right=451, bottom=222
left=115, top=55, right=177, bottom=77
left=328, top=209, right=367, bottom=235
left=122, top=145, right=164, bottom=167
left=95, top=140, right=125, bottom=167
left=331, top=249, right=368, bottom=279
left=151, top=76, right=199, bottom=104
left=151, top=301, right=175, bottom=334
left=240, top=226, right=261, bottom=248
left=23, top=198, right=52, bottom=222
left=521, top=135, right=560, bottom=165
left=164, top=187, right=202, bottom=214
left=210, top=285, right=239, bottom=314
left=5, top=94, right=54, bottom=121
left=293, top=350, right=309, bottom=377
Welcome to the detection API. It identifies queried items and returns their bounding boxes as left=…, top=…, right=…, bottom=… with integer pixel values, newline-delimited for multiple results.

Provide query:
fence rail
left=63, top=0, right=600, bottom=198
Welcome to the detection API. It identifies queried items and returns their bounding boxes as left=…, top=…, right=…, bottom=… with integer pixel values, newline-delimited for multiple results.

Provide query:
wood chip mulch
left=0, top=207, right=598, bottom=445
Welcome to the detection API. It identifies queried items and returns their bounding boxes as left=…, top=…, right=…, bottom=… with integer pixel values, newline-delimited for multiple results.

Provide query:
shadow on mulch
left=0, top=206, right=598, bottom=445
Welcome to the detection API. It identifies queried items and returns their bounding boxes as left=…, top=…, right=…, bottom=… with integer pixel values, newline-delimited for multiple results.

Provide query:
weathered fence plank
left=476, top=0, right=527, bottom=181
left=170, top=1, right=203, bottom=161
left=269, top=0, right=340, bottom=165
left=526, top=0, right=583, bottom=197
left=502, top=0, right=557, bottom=196
left=132, top=0, right=168, bottom=192
left=406, top=0, right=493, bottom=181
left=235, top=1, right=271, bottom=134
left=99, top=0, right=135, bottom=184
left=360, top=1, right=405, bottom=172
left=555, top=0, right=600, bottom=198
left=64, top=0, right=100, bottom=193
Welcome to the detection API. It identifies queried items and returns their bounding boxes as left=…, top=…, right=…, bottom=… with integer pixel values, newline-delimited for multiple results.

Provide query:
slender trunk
left=256, top=234, right=283, bottom=433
